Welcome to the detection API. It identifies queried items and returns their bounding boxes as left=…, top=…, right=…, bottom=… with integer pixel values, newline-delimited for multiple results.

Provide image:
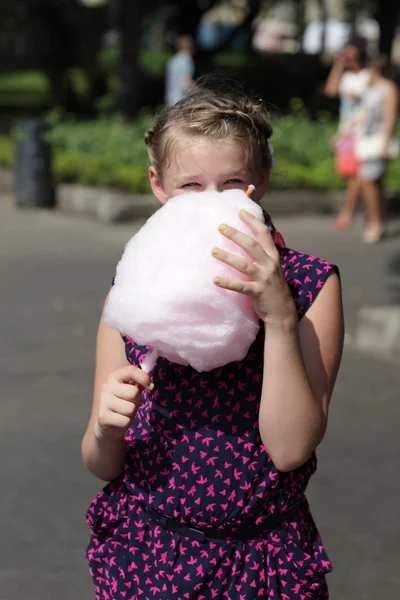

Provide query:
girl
left=82, top=82, right=344, bottom=600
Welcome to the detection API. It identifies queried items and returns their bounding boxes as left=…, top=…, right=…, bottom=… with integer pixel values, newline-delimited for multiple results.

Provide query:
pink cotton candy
left=104, top=189, right=264, bottom=372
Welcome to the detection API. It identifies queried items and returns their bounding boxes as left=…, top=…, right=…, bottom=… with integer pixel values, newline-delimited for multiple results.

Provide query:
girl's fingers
left=103, top=381, right=142, bottom=404
left=108, top=397, right=140, bottom=418
left=214, top=275, right=260, bottom=296
left=108, top=365, right=152, bottom=390
left=98, top=411, right=131, bottom=431
left=211, top=247, right=259, bottom=277
left=218, top=223, right=268, bottom=264
left=238, top=210, right=280, bottom=257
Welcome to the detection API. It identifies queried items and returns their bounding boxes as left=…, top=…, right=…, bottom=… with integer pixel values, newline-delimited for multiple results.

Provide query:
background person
left=355, top=55, right=399, bottom=243
left=165, top=34, right=195, bottom=107
left=325, top=39, right=370, bottom=230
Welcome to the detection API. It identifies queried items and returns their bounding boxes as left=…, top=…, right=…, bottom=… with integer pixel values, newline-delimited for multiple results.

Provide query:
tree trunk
left=176, top=0, right=212, bottom=39
left=375, top=0, right=399, bottom=57
left=318, top=0, right=328, bottom=54
left=117, top=0, right=146, bottom=120
left=295, top=0, right=306, bottom=53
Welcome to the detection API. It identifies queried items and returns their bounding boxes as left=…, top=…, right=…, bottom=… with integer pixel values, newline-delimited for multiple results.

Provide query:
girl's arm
left=82, top=296, right=151, bottom=481
left=259, top=273, right=344, bottom=472
left=82, top=303, right=129, bottom=481
left=382, top=83, right=399, bottom=148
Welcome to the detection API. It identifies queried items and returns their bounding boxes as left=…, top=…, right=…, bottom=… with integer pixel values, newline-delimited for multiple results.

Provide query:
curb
left=354, top=306, right=400, bottom=357
left=0, top=167, right=344, bottom=223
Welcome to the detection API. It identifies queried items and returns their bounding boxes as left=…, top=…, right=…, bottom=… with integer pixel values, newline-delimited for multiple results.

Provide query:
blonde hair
left=145, top=79, right=273, bottom=177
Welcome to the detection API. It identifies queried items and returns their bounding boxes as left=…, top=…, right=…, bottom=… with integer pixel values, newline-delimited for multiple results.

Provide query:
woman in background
left=324, top=39, right=370, bottom=230
left=355, top=55, right=399, bottom=243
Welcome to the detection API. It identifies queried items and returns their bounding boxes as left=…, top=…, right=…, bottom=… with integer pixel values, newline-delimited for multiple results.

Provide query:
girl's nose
left=205, top=184, right=220, bottom=193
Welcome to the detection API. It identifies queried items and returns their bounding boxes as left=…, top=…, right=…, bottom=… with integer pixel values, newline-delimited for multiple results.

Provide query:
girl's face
left=149, top=138, right=269, bottom=205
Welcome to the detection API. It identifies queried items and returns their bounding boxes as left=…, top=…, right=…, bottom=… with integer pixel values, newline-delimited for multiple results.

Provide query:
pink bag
left=335, top=134, right=360, bottom=178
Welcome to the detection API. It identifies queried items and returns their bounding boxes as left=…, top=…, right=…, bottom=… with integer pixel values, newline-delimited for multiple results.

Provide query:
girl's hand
left=212, top=211, right=296, bottom=327
left=95, top=366, right=153, bottom=441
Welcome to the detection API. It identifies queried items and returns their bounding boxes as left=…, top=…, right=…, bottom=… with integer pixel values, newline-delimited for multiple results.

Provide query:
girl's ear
left=149, top=167, right=168, bottom=204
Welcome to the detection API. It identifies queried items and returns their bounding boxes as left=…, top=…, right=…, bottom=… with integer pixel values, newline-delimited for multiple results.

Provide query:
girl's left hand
left=212, top=210, right=296, bottom=327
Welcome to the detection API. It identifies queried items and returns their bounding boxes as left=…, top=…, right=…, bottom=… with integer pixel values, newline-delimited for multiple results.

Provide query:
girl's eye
left=182, top=182, right=200, bottom=188
left=225, top=179, right=244, bottom=185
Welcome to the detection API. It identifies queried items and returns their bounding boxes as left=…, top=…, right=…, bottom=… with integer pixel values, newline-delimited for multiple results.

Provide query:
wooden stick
left=246, top=184, right=255, bottom=197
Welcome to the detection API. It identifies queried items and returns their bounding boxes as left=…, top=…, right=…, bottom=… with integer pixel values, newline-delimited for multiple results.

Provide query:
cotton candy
left=104, top=189, right=265, bottom=372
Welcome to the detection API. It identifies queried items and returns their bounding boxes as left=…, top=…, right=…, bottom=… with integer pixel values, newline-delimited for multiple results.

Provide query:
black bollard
left=14, top=119, right=55, bottom=209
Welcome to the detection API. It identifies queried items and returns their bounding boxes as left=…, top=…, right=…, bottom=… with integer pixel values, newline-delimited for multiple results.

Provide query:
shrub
left=0, top=136, right=13, bottom=167
left=1, top=112, right=399, bottom=195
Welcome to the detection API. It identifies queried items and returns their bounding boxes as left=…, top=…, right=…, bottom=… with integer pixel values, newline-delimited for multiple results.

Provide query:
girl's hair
left=347, top=37, right=369, bottom=67
left=369, top=55, right=397, bottom=81
left=145, top=77, right=286, bottom=248
left=144, top=77, right=274, bottom=177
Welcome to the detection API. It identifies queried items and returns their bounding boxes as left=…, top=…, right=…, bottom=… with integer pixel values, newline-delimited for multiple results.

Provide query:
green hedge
left=1, top=113, right=400, bottom=194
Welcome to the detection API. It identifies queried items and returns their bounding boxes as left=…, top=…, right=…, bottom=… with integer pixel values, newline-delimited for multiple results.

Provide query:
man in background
left=165, top=35, right=195, bottom=107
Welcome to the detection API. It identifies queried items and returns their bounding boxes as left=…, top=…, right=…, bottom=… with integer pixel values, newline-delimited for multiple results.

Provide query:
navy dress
left=86, top=246, right=338, bottom=600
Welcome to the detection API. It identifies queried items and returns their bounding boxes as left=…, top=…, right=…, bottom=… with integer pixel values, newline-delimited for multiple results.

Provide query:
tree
left=0, top=0, right=108, bottom=113
left=344, top=0, right=400, bottom=57
left=373, top=0, right=399, bottom=57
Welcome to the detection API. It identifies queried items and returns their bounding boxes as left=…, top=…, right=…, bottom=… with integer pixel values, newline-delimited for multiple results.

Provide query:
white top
left=338, top=69, right=370, bottom=131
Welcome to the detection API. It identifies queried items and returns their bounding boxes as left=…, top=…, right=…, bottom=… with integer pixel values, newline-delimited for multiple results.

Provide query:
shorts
left=359, top=159, right=388, bottom=182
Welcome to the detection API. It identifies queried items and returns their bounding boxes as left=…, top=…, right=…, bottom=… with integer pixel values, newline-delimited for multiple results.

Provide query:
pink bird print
left=243, top=441, right=254, bottom=452
left=202, top=437, right=213, bottom=446
left=191, top=463, right=201, bottom=475
left=233, top=468, right=243, bottom=480
left=207, top=484, right=216, bottom=497
left=239, top=481, right=252, bottom=491
left=307, top=291, right=313, bottom=303
left=197, top=475, right=208, bottom=485
left=157, top=368, right=166, bottom=380
left=150, top=586, right=161, bottom=594
left=187, top=485, right=196, bottom=496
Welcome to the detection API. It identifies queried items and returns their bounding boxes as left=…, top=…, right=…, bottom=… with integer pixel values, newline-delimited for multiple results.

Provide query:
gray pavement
left=0, top=200, right=399, bottom=600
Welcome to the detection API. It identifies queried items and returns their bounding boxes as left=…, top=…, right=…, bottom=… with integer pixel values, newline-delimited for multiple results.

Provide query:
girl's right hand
left=94, top=366, right=153, bottom=441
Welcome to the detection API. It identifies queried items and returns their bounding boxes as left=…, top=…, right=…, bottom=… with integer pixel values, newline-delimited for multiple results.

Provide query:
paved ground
left=1, top=199, right=400, bottom=600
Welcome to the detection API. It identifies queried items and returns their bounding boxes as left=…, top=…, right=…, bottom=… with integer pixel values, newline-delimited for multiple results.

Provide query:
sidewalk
left=0, top=202, right=399, bottom=599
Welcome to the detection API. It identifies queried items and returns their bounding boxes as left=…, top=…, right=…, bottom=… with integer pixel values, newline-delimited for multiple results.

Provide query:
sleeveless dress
left=357, top=83, right=389, bottom=181
left=86, top=245, right=339, bottom=600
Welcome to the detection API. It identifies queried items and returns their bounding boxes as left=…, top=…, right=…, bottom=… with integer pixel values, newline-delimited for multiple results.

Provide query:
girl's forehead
left=169, top=138, right=249, bottom=175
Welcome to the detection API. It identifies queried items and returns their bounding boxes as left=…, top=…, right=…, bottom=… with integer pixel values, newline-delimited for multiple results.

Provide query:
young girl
left=82, top=82, right=344, bottom=600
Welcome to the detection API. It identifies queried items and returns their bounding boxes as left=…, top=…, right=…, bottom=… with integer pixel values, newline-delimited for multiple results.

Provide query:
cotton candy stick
left=246, top=184, right=255, bottom=198
left=132, top=348, right=159, bottom=390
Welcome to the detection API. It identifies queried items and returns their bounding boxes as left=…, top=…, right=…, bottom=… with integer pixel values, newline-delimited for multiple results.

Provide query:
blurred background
left=1, top=1, right=400, bottom=600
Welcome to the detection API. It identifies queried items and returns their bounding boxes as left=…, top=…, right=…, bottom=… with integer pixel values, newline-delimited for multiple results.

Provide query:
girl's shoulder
left=279, top=246, right=339, bottom=319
